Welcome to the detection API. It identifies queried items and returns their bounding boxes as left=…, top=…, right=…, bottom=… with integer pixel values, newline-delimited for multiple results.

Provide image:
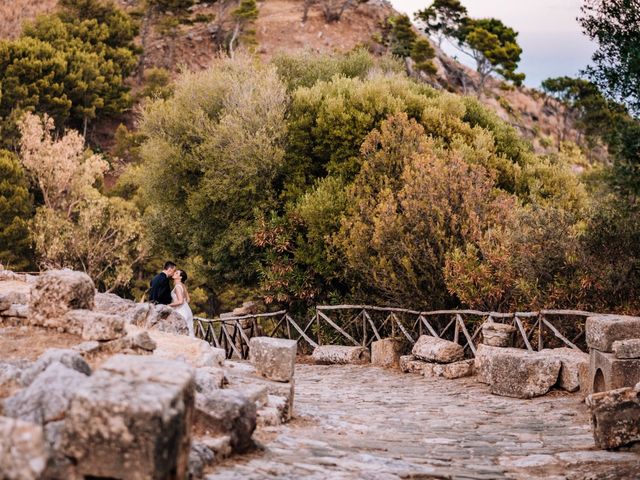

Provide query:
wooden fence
left=195, top=305, right=597, bottom=360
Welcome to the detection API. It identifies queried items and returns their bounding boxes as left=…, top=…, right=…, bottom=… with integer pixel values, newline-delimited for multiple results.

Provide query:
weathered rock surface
left=249, top=336, right=297, bottom=382
left=586, top=315, right=640, bottom=352
left=541, top=347, right=589, bottom=392
left=412, top=335, right=464, bottom=364
left=311, top=345, right=370, bottom=365
left=94, top=292, right=189, bottom=335
left=0, top=304, right=29, bottom=318
left=425, top=359, right=475, bottom=380
left=482, top=322, right=516, bottom=347
left=475, top=345, right=561, bottom=398
left=189, top=442, right=217, bottom=479
left=195, top=389, right=256, bottom=453
left=19, top=348, right=91, bottom=387
left=587, top=348, right=640, bottom=394
left=400, top=355, right=429, bottom=375
left=4, top=362, right=89, bottom=425
left=586, top=384, right=640, bottom=449
left=151, top=328, right=225, bottom=367
left=29, top=270, right=95, bottom=329
left=371, top=338, right=403, bottom=369
left=0, top=416, right=48, bottom=480
left=62, top=355, right=195, bottom=480
left=613, top=339, right=640, bottom=359
left=195, top=366, right=227, bottom=393
left=81, top=311, right=125, bottom=341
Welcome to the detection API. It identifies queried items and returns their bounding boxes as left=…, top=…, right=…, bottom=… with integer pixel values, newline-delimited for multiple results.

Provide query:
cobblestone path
left=207, top=364, right=640, bottom=480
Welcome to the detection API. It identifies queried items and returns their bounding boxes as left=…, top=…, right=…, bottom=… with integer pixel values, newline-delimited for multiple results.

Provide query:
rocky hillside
left=2, top=0, right=596, bottom=159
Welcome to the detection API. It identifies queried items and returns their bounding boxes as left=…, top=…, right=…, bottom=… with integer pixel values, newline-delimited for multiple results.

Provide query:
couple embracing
left=149, top=261, right=194, bottom=337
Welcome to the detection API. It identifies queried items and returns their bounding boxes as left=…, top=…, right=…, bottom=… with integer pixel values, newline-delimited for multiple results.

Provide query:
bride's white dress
left=171, top=285, right=194, bottom=337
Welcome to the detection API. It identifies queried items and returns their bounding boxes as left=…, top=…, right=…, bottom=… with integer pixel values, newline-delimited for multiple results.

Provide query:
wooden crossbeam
left=363, top=310, right=382, bottom=341
left=456, top=314, right=476, bottom=355
left=542, top=317, right=581, bottom=350
left=286, top=314, right=319, bottom=349
left=392, top=313, right=415, bottom=343
left=514, top=316, right=533, bottom=351
left=419, top=315, right=439, bottom=338
left=317, top=310, right=360, bottom=346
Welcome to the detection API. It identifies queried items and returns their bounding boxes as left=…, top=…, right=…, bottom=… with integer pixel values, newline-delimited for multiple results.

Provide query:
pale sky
left=389, top=0, right=596, bottom=87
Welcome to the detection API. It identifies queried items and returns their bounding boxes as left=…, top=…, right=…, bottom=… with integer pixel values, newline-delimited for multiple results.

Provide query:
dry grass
left=0, top=326, right=81, bottom=361
left=0, top=0, right=58, bottom=39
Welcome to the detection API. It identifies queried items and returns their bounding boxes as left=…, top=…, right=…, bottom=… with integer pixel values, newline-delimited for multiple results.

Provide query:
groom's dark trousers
left=149, top=272, right=171, bottom=305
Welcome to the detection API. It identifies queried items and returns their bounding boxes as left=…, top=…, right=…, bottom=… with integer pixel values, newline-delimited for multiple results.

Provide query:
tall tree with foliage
left=0, top=150, right=33, bottom=270
left=579, top=0, right=640, bottom=115
left=415, top=0, right=468, bottom=47
left=458, top=18, right=525, bottom=95
left=19, top=112, right=145, bottom=290
left=388, top=15, right=437, bottom=75
left=0, top=0, right=138, bottom=146
left=229, top=0, right=259, bottom=57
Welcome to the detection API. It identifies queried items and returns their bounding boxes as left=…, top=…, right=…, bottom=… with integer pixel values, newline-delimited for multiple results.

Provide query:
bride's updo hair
left=179, top=270, right=188, bottom=283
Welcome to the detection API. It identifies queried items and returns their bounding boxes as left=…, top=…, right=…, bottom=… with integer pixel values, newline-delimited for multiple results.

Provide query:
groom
left=149, top=261, right=176, bottom=305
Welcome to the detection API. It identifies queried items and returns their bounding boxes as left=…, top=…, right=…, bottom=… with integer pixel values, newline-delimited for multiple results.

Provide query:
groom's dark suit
left=149, top=272, right=172, bottom=305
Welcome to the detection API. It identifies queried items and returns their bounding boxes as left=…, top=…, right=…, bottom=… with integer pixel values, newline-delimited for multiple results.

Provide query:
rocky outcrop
left=311, top=345, right=371, bottom=365
left=475, top=345, right=561, bottom=398
left=399, top=355, right=473, bottom=379
left=94, top=292, right=190, bottom=335
left=412, top=335, right=464, bottom=364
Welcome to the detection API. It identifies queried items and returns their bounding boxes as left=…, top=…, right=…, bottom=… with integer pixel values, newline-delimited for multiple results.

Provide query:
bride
left=169, top=270, right=195, bottom=337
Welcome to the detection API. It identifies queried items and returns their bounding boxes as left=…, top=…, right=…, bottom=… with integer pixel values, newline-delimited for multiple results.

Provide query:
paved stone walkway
left=207, top=364, right=640, bottom=480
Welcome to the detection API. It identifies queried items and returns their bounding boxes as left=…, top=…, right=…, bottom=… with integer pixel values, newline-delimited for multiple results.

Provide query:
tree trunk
left=229, top=21, right=241, bottom=58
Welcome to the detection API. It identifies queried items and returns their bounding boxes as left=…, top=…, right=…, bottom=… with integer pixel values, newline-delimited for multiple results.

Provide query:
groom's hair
left=164, top=261, right=177, bottom=270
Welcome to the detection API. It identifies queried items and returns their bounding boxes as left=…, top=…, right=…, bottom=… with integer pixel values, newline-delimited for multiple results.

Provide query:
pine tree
left=389, top=14, right=417, bottom=58
left=411, top=38, right=437, bottom=75
left=0, top=150, right=33, bottom=270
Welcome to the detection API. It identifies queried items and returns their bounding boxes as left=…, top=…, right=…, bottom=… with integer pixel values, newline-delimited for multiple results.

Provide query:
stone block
left=311, top=345, right=370, bottom=365
left=225, top=368, right=295, bottom=419
left=150, top=329, right=225, bottom=367
left=29, top=270, right=95, bottom=328
left=0, top=304, right=29, bottom=318
left=249, top=336, right=297, bottom=382
left=475, top=344, right=561, bottom=399
left=20, top=348, right=91, bottom=387
left=425, top=359, right=475, bottom=380
left=586, top=315, right=640, bottom=352
left=0, top=416, right=48, bottom=480
left=194, top=366, right=227, bottom=393
left=194, top=389, right=256, bottom=453
left=412, top=335, right=464, bottom=364
left=613, top=339, right=640, bottom=359
left=482, top=322, right=516, bottom=347
left=371, top=338, right=403, bottom=369
left=400, top=355, right=427, bottom=374
left=587, top=348, right=640, bottom=394
left=62, top=355, right=195, bottom=480
left=586, top=384, right=640, bottom=449
left=541, top=347, right=589, bottom=392
left=78, top=310, right=126, bottom=341
left=4, top=362, right=89, bottom=425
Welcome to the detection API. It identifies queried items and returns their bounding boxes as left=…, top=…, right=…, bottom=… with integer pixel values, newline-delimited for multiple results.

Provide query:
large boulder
left=311, top=345, right=370, bottom=365
left=0, top=416, right=48, bottom=480
left=62, top=355, right=195, bottom=480
left=412, top=335, right=464, bottom=364
left=541, top=347, right=589, bottom=392
left=400, top=355, right=429, bottom=375
left=482, top=322, right=516, bottom=347
left=249, top=337, right=297, bottom=382
left=475, top=345, right=561, bottom=399
left=4, top=362, right=89, bottom=425
left=586, top=315, right=640, bottom=352
left=29, top=270, right=95, bottom=329
left=371, top=338, right=403, bottom=369
left=194, top=389, right=256, bottom=453
left=586, top=384, right=640, bottom=449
